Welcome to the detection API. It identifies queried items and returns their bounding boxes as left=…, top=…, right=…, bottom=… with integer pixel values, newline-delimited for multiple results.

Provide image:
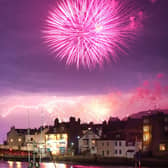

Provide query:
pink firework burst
left=43, top=0, right=141, bottom=69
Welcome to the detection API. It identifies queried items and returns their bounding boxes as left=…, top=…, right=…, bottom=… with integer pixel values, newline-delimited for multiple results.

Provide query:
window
left=119, top=150, right=122, bottom=154
left=116, top=134, right=120, bottom=138
left=18, top=138, right=22, bottom=142
left=102, top=151, right=104, bottom=156
left=107, top=142, right=109, bottom=146
left=30, top=138, right=33, bottom=141
left=10, top=139, right=13, bottom=142
left=115, top=141, right=117, bottom=146
left=63, top=134, right=68, bottom=139
left=160, top=144, right=166, bottom=151
left=102, top=142, right=104, bottom=146
left=164, top=126, right=168, bottom=132
left=92, top=140, right=95, bottom=145
left=119, top=141, right=122, bottom=146
left=143, top=133, right=150, bottom=143
left=107, top=150, right=109, bottom=155
left=60, top=126, right=65, bottom=131
left=164, top=117, right=168, bottom=123
left=50, top=134, right=56, bottom=140
left=115, top=150, right=117, bottom=154
left=56, top=134, right=60, bottom=139
left=143, top=119, right=149, bottom=124
left=143, top=126, right=150, bottom=132
left=127, top=142, right=133, bottom=146
left=83, top=139, right=89, bottom=145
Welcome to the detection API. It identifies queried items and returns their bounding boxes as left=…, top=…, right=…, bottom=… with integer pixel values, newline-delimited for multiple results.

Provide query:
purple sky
left=0, top=0, right=168, bottom=142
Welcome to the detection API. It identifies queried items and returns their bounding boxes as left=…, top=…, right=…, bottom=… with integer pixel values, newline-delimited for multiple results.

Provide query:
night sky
left=0, top=0, right=168, bottom=142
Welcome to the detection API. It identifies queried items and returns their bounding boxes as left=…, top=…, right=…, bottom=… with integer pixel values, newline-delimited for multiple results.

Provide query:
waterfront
left=0, top=161, right=156, bottom=168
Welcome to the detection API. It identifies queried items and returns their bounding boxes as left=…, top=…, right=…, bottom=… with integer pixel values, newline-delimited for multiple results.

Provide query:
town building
left=25, top=127, right=49, bottom=154
left=124, top=118, right=142, bottom=143
left=54, top=117, right=82, bottom=154
left=96, top=139, right=141, bottom=158
left=45, top=127, right=68, bottom=155
left=7, top=126, right=28, bottom=150
left=96, top=132, right=142, bottom=158
left=96, top=139, right=114, bottom=157
left=78, top=129, right=100, bottom=154
left=142, top=111, right=168, bottom=156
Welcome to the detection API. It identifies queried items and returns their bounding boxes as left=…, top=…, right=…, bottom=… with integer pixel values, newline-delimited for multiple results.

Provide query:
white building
left=113, top=140, right=126, bottom=157
left=25, top=127, right=49, bottom=154
left=96, top=139, right=141, bottom=158
left=78, top=130, right=100, bottom=154
left=96, top=139, right=114, bottom=157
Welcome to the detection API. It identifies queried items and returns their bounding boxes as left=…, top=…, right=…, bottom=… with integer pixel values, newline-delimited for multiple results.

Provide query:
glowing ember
left=43, top=0, right=140, bottom=69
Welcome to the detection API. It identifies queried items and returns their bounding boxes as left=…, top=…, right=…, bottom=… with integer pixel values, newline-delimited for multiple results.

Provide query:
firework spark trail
left=43, top=0, right=141, bottom=69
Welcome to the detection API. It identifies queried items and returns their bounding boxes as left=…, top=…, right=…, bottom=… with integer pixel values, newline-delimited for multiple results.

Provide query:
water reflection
left=0, top=161, right=154, bottom=168
left=41, top=162, right=67, bottom=168
left=7, top=161, right=13, bottom=168
left=16, top=161, right=22, bottom=168
left=7, top=161, right=22, bottom=168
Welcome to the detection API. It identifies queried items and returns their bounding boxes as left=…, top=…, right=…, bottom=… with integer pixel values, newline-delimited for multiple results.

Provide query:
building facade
left=25, top=127, right=49, bottom=154
left=96, top=139, right=114, bottom=157
left=45, top=127, right=68, bottom=155
left=142, top=112, right=168, bottom=156
left=7, top=127, right=27, bottom=149
left=78, top=129, right=100, bottom=154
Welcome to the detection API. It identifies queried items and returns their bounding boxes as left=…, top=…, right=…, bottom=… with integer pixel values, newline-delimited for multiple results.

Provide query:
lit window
left=92, top=140, right=95, bottom=145
left=18, top=138, right=22, bottom=142
left=56, top=134, right=60, bottom=139
left=143, top=126, right=150, bottom=132
left=63, top=134, right=68, bottom=139
left=160, top=144, right=166, bottom=151
left=10, top=139, right=13, bottom=142
left=143, top=134, right=150, bottom=142
left=50, top=134, right=56, bottom=140
left=52, top=151, right=57, bottom=155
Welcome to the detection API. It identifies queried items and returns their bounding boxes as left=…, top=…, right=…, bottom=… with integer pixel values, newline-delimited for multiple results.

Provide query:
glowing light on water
left=8, top=161, right=14, bottom=168
left=16, top=162, right=21, bottom=168
left=40, top=162, right=67, bottom=168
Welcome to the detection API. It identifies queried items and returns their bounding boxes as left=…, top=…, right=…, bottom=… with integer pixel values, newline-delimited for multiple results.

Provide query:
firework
left=43, top=0, right=141, bottom=69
